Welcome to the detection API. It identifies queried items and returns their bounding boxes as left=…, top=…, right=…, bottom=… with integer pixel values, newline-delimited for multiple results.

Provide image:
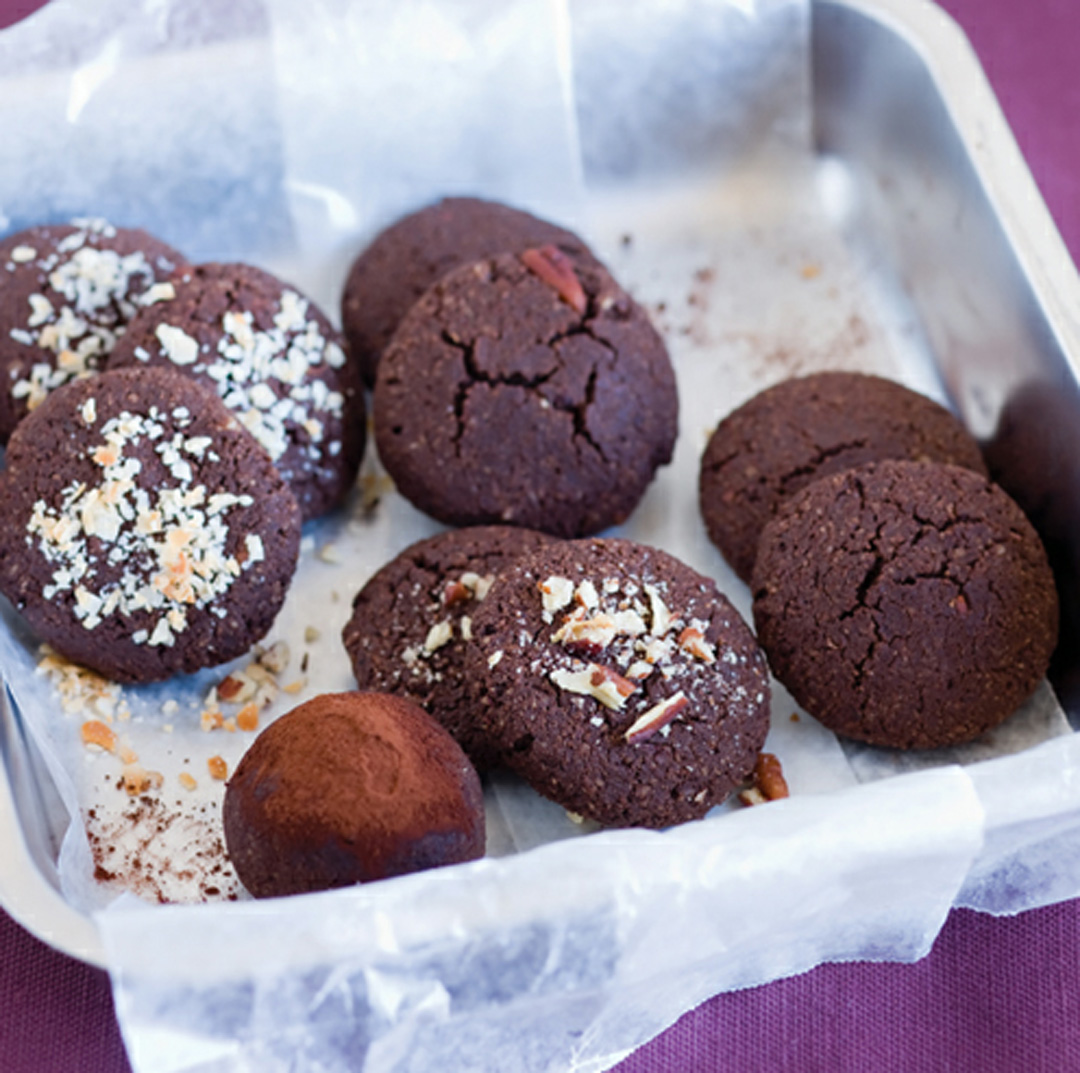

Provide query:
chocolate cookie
left=0, top=218, right=188, bottom=442
left=107, top=262, right=365, bottom=520
left=751, top=460, right=1059, bottom=750
left=0, top=366, right=302, bottom=683
left=342, top=525, right=554, bottom=767
left=374, top=248, right=678, bottom=538
left=465, top=537, right=771, bottom=827
left=223, top=692, right=486, bottom=898
left=699, top=372, right=987, bottom=584
left=341, top=196, right=593, bottom=386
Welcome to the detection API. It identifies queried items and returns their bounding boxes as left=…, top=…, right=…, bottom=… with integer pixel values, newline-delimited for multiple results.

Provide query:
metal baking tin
left=3, top=0, right=1080, bottom=974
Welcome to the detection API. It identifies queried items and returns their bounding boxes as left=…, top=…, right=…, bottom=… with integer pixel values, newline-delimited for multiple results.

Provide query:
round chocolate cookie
left=465, top=537, right=771, bottom=828
left=223, top=691, right=486, bottom=898
left=699, top=372, right=987, bottom=584
left=374, top=248, right=678, bottom=538
left=342, top=525, right=554, bottom=768
left=0, top=366, right=302, bottom=683
left=342, top=196, right=593, bottom=386
left=751, top=459, right=1059, bottom=750
left=107, top=262, right=365, bottom=520
left=0, top=218, right=188, bottom=442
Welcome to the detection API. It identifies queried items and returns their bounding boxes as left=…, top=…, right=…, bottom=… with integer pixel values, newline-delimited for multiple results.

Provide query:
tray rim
left=2, top=0, right=1079, bottom=971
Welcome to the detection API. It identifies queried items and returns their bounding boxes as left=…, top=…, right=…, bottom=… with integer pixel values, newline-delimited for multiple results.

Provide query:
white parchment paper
left=2, top=0, right=1080, bottom=1070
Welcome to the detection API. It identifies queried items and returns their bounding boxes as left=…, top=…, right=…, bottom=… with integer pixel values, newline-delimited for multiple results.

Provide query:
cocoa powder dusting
left=84, top=796, right=241, bottom=904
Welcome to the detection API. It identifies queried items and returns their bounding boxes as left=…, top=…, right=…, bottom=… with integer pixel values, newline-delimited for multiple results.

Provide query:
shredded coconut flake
left=27, top=409, right=258, bottom=646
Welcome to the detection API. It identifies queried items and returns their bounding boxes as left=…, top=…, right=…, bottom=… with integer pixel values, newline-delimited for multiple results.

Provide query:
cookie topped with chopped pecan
left=342, top=524, right=554, bottom=769
left=465, top=536, right=770, bottom=828
left=374, top=247, right=678, bottom=538
left=341, top=196, right=594, bottom=386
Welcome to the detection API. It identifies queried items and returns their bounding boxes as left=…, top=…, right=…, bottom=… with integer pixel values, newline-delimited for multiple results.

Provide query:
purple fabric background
left=2, top=0, right=1079, bottom=1069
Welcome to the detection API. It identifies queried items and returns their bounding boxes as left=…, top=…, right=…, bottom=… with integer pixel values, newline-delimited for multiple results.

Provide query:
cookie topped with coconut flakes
left=0, top=366, right=302, bottom=684
left=107, top=262, right=365, bottom=520
left=465, top=537, right=771, bottom=828
left=0, top=218, right=188, bottom=442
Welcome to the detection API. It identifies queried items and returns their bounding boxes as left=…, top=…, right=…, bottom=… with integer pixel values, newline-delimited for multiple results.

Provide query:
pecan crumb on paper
left=738, top=752, right=790, bottom=807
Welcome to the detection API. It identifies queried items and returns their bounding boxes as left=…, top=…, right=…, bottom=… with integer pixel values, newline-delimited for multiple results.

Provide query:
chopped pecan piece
left=738, top=752, right=790, bottom=806
left=257, top=640, right=290, bottom=674
left=538, top=575, right=574, bottom=615
left=644, top=583, right=673, bottom=637
left=81, top=719, right=117, bottom=753
left=678, top=625, right=715, bottom=663
left=624, top=692, right=689, bottom=744
left=520, top=245, right=588, bottom=315
left=441, top=579, right=472, bottom=608
left=754, top=753, right=790, bottom=800
left=236, top=703, right=259, bottom=732
left=460, top=571, right=494, bottom=601
left=424, top=619, right=454, bottom=653
left=552, top=611, right=617, bottom=654
left=549, top=663, right=637, bottom=710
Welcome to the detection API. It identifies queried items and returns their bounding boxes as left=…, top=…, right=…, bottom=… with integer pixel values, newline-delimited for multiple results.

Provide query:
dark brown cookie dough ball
left=342, top=525, right=554, bottom=768
left=0, top=218, right=188, bottom=442
left=107, top=263, right=365, bottom=520
left=465, top=537, right=771, bottom=828
left=223, top=692, right=486, bottom=898
left=374, top=248, right=678, bottom=538
left=699, top=372, right=987, bottom=584
left=0, top=366, right=302, bottom=683
left=751, top=460, right=1058, bottom=750
left=341, top=196, right=593, bottom=386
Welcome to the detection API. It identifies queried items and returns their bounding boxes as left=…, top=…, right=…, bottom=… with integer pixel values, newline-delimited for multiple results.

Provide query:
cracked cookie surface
left=751, top=460, right=1058, bottom=750
left=699, top=372, right=987, bottom=584
left=341, top=196, right=593, bottom=386
left=374, top=249, right=678, bottom=538
left=342, top=524, right=554, bottom=769
left=465, top=537, right=770, bottom=828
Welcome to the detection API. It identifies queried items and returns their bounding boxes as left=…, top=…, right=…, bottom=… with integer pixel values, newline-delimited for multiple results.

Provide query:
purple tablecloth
left=2, top=0, right=1079, bottom=1069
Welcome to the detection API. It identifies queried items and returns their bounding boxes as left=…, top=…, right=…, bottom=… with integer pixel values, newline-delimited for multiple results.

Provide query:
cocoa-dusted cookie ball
left=375, top=248, right=678, bottom=538
left=107, top=263, right=365, bottom=520
left=223, top=692, right=486, bottom=898
left=341, top=196, right=593, bottom=386
left=0, top=366, right=302, bottom=683
left=0, top=218, right=188, bottom=442
left=752, top=460, right=1058, bottom=750
left=465, top=537, right=771, bottom=828
left=699, top=372, right=987, bottom=584
left=342, top=525, right=554, bottom=768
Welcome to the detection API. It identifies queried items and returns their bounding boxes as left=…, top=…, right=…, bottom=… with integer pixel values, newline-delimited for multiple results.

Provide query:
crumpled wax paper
left=2, top=0, right=1080, bottom=1070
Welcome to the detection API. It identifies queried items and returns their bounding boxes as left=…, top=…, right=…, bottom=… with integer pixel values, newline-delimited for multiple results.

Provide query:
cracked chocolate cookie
left=106, top=262, right=365, bottom=520
left=699, top=372, right=987, bottom=584
left=341, top=196, right=593, bottom=386
left=0, top=366, right=302, bottom=683
left=224, top=691, right=485, bottom=898
left=751, top=459, right=1058, bottom=750
left=374, top=248, right=678, bottom=538
left=342, top=524, right=554, bottom=768
left=465, top=537, right=771, bottom=828
left=0, top=218, right=188, bottom=442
